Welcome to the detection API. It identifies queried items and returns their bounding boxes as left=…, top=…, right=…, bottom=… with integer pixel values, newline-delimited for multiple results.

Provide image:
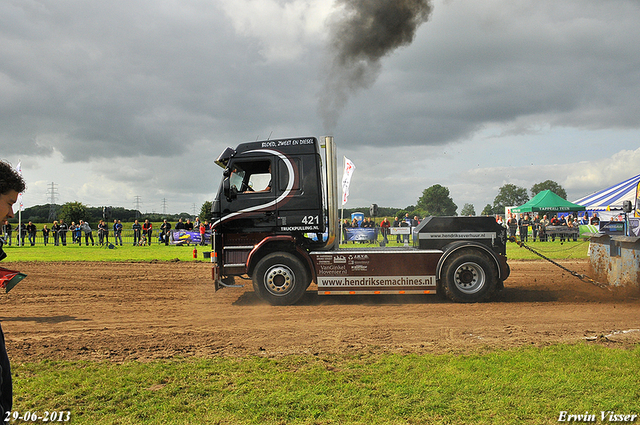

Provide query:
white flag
left=341, top=157, right=355, bottom=206
left=15, top=162, right=24, bottom=211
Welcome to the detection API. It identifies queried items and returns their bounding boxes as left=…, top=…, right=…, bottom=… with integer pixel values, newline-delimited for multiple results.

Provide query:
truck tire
left=252, top=252, right=309, bottom=305
left=442, top=250, right=497, bottom=303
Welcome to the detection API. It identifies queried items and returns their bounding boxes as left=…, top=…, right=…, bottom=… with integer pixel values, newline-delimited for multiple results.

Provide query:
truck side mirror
left=223, top=178, right=237, bottom=201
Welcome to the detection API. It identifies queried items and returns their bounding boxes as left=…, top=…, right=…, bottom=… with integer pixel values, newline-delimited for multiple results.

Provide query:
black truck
left=210, top=136, right=510, bottom=305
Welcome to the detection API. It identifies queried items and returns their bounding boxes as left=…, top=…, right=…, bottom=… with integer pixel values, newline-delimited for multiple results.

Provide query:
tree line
left=347, top=179, right=567, bottom=219
left=12, top=203, right=199, bottom=225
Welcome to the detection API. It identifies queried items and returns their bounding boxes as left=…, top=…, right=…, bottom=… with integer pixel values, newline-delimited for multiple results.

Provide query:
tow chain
left=510, top=237, right=610, bottom=291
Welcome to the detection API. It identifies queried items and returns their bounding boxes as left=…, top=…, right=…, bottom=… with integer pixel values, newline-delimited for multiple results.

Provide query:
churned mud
left=1, top=260, right=638, bottom=362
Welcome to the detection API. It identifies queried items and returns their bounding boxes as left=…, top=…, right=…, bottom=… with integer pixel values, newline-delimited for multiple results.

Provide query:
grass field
left=13, top=345, right=640, bottom=424
left=2, top=238, right=590, bottom=262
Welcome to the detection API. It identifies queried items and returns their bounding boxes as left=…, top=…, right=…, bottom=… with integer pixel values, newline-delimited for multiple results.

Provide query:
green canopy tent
left=511, top=190, right=586, bottom=214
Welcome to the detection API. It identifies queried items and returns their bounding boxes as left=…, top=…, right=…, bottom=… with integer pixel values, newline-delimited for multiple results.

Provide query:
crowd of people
left=342, top=213, right=421, bottom=244
left=502, top=212, right=600, bottom=242
left=1, top=217, right=212, bottom=247
left=1, top=210, right=609, bottom=248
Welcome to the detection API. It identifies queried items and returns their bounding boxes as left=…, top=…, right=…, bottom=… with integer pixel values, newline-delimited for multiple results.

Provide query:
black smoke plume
left=319, top=0, right=433, bottom=131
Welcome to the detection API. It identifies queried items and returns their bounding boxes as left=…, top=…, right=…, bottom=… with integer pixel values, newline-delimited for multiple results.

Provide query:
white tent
left=573, top=173, right=639, bottom=220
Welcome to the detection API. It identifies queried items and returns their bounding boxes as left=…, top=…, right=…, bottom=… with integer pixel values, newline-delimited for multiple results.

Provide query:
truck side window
left=278, top=158, right=300, bottom=192
left=229, top=160, right=272, bottom=193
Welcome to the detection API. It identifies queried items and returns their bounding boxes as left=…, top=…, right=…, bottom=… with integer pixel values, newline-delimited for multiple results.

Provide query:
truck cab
left=211, top=136, right=509, bottom=305
left=211, top=137, right=329, bottom=287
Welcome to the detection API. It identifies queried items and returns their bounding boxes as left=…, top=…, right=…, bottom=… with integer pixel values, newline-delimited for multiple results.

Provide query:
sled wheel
left=252, top=252, right=309, bottom=305
left=442, top=250, right=497, bottom=303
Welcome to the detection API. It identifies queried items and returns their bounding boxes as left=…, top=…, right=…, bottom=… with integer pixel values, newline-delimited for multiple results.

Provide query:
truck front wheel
left=442, top=250, right=497, bottom=303
left=252, top=252, right=309, bottom=305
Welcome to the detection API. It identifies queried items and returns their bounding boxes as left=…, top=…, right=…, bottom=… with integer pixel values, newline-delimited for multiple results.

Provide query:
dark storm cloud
left=331, top=0, right=640, bottom=149
left=0, top=0, right=321, bottom=161
left=319, top=0, right=433, bottom=131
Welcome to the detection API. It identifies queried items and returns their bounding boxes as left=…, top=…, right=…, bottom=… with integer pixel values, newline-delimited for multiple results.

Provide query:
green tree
left=58, top=201, right=87, bottom=224
left=460, top=203, right=475, bottom=216
left=481, top=204, right=494, bottom=216
left=199, top=201, right=213, bottom=222
left=530, top=180, right=567, bottom=199
left=492, top=184, right=529, bottom=213
left=417, top=184, right=458, bottom=216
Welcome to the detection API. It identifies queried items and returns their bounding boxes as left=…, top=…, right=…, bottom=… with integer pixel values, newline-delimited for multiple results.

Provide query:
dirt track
left=1, top=259, right=639, bottom=363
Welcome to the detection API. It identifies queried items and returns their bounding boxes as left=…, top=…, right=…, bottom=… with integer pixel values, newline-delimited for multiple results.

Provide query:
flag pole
left=17, top=160, right=22, bottom=247
left=340, top=156, right=345, bottom=246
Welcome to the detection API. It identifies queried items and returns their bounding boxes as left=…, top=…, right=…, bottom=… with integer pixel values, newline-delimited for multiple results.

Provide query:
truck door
left=217, top=158, right=277, bottom=232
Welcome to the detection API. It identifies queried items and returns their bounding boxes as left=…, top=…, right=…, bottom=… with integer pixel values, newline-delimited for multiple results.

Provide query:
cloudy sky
left=2, top=0, right=640, bottom=216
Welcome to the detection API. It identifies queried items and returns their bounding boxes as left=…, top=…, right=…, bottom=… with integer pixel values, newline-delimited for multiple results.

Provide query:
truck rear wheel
left=252, top=252, right=309, bottom=305
left=442, top=250, right=497, bottom=303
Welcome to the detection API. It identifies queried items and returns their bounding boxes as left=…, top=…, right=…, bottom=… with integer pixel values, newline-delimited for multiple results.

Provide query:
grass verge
left=2, top=239, right=590, bottom=262
left=12, top=344, right=640, bottom=425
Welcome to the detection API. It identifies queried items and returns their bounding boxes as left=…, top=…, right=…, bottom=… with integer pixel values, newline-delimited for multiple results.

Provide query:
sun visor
left=215, top=147, right=236, bottom=169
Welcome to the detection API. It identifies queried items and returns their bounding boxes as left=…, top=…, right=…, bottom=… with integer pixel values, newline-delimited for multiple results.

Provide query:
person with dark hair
left=113, top=220, right=123, bottom=246
left=97, top=220, right=108, bottom=246
left=26, top=221, right=37, bottom=246
left=132, top=219, right=142, bottom=246
left=0, top=160, right=27, bottom=420
left=143, top=220, right=152, bottom=245
left=2, top=221, right=11, bottom=246
left=58, top=218, right=68, bottom=246
left=160, top=219, right=171, bottom=246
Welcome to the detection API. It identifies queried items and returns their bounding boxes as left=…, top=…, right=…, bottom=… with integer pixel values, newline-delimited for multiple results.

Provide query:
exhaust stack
left=322, top=136, right=340, bottom=251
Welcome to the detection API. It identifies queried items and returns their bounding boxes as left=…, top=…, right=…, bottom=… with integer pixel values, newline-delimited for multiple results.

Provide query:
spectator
left=80, top=220, right=94, bottom=246
left=97, top=220, right=108, bottom=245
left=518, top=213, right=531, bottom=242
left=2, top=221, right=11, bottom=246
left=160, top=219, right=171, bottom=246
left=539, top=214, right=549, bottom=242
left=113, top=220, right=123, bottom=246
left=76, top=221, right=83, bottom=244
left=199, top=221, right=206, bottom=246
left=379, top=217, right=391, bottom=244
left=558, top=215, right=568, bottom=242
left=393, top=216, right=401, bottom=243
left=568, top=215, right=579, bottom=242
left=143, top=219, right=152, bottom=245
left=532, top=213, right=541, bottom=242
left=58, top=219, right=68, bottom=246
left=175, top=218, right=185, bottom=230
left=52, top=220, right=60, bottom=246
left=42, top=225, right=50, bottom=246
left=26, top=221, right=37, bottom=246
left=590, top=213, right=600, bottom=226
left=506, top=214, right=518, bottom=239
left=400, top=217, right=410, bottom=244
left=341, top=219, right=350, bottom=243
left=184, top=219, right=194, bottom=231
left=132, top=220, right=142, bottom=246
left=69, top=222, right=79, bottom=245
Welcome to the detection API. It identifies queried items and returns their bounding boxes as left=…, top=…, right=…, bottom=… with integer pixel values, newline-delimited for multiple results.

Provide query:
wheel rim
left=264, top=264, right=295, bottom=296
left=453, top=262, right=486, bottom=294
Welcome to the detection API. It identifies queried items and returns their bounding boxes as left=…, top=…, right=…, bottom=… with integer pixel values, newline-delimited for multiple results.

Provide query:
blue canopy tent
left=573, top=173, right=640, bottom=220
